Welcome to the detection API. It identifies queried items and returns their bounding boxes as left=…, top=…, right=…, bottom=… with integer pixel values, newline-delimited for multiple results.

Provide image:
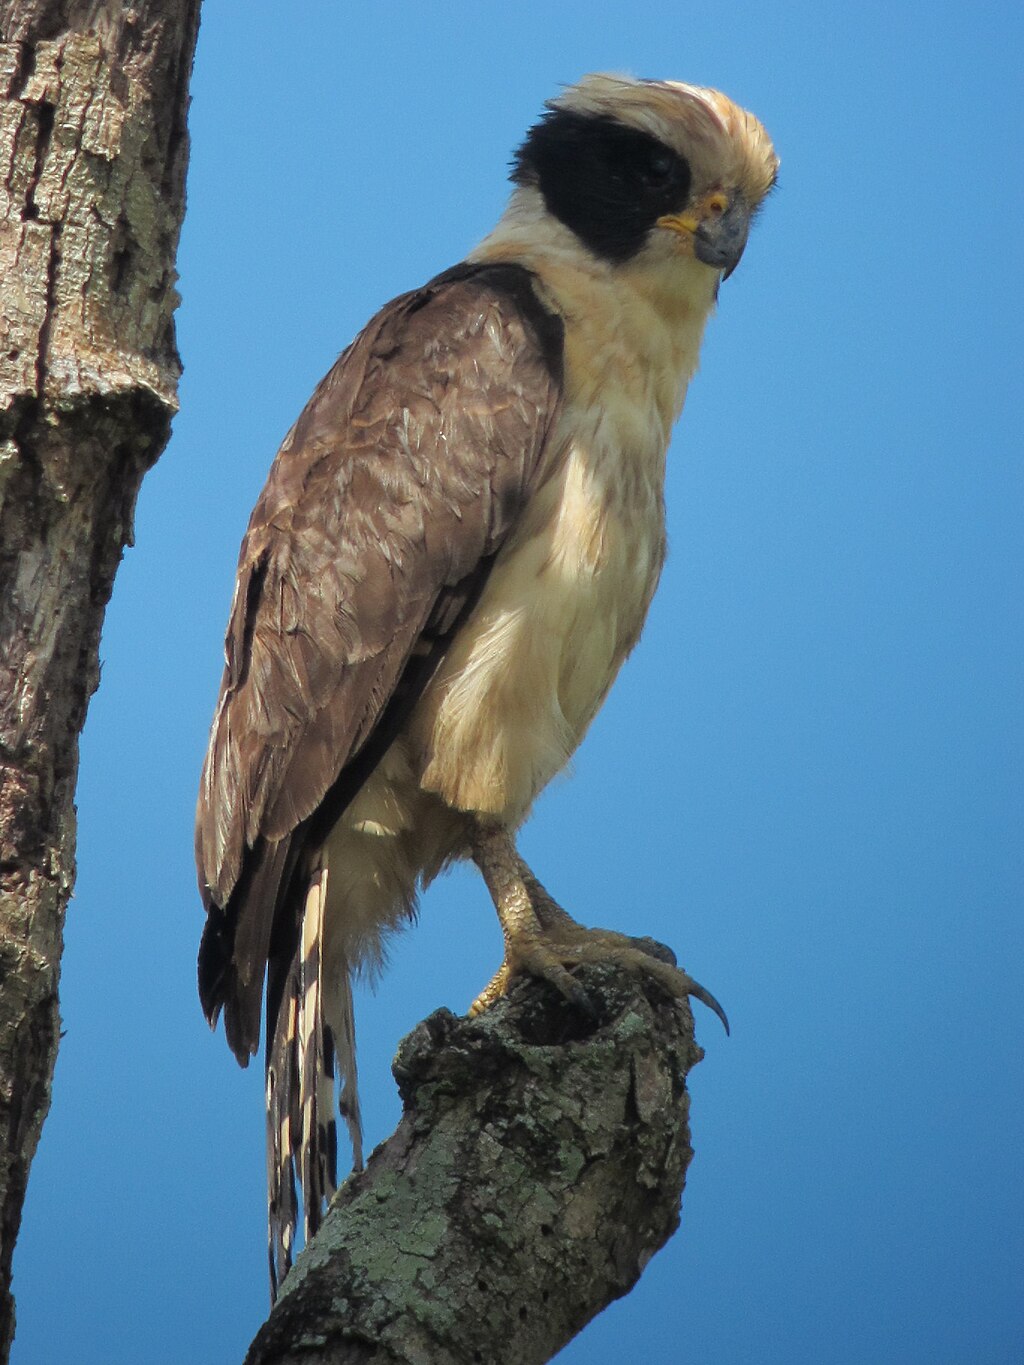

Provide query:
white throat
left=470, top=185, right=721, bottom=437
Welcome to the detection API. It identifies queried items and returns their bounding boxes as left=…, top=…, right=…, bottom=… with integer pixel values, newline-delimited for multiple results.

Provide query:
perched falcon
left=197, top=73, right=777, bottom=1293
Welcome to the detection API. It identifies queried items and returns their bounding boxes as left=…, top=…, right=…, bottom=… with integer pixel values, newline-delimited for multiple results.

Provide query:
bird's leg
left=511, top=855, right=579, bottom=934
left=513, top=854, right=683, bottom=966
left=467, top=820, right=592, bottom=1015
left=468, top=819, right=729, bottom=1032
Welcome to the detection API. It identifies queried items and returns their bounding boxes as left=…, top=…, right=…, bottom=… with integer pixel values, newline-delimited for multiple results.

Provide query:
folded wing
left=195, top=262, right=564, bottom=1062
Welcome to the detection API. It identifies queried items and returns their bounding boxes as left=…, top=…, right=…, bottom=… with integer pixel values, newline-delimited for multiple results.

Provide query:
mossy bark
left=0, top=3, right=199, bottom=1354
left=246, top=964, right=705, bottom=1365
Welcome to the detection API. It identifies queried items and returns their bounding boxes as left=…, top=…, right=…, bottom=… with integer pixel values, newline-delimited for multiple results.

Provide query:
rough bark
left=246, top=964, right=705, bottom=1365
left=0, top=2, right=199, bottom=1354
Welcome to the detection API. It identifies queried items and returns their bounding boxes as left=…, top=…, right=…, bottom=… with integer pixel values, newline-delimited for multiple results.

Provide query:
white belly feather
left=411, top=416, right=667, bottom=822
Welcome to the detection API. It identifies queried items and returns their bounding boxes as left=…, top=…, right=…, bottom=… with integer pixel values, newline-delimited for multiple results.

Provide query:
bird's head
left=507, top=73, right=778, bottom=289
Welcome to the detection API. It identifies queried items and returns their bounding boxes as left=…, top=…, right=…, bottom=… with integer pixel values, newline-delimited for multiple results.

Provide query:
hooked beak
left=656, top=190, right=752, bottom=280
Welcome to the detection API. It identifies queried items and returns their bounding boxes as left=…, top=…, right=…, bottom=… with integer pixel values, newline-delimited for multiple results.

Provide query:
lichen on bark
left=246, top=963, right=704, bottom=1365
left=0, top=4, right=199, bottom=1355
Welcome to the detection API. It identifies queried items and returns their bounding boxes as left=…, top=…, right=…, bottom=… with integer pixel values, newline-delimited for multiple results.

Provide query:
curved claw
left=682, top=976, right=730, bottom=1035
left=563, top=979, right=599, bottom=1018
left=535, top=960, right=597, bottom=1018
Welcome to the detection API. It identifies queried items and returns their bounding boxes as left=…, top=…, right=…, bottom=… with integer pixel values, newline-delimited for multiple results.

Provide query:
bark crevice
left=246, top=964, right=705, bottom=1365
left=0, top=4, right=200, bottom=1356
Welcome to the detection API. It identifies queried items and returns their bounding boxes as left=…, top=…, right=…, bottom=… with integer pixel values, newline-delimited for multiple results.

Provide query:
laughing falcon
left=196, top=73, right=778, bottom=1291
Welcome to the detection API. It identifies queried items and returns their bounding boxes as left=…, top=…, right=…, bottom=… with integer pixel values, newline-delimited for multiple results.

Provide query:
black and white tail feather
left=266, top=861, right=363, bottom=1298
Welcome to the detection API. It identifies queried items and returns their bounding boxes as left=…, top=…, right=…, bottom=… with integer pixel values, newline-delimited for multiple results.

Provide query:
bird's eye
left=643, top=153, right=674, bottom=184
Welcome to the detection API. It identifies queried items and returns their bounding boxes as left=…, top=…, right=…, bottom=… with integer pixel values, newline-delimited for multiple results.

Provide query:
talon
left=681, top=975, right=730, bottom=1035
left=556, top=972, right=598, bottom=1018
left=530, top=965, right=595, bottom=1017
left=468, top=818, right=728, bottom=1035
left=495, top=942, right=596, bottom=1017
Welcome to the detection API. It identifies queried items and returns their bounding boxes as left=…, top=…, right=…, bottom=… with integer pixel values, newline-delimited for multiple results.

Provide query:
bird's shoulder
left=249, top=261, right=564, bottom=528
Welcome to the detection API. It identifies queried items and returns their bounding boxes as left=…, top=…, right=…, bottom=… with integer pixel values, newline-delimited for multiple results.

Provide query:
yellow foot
left=470, top=923, right=729, bottom=1032
left=468, top=818, right=729, bottom=1033
left=468, top=929, right=593, bottom=1018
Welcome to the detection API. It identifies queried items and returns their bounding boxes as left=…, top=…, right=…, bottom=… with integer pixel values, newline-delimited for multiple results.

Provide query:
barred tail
left=329, top=954, right=364, bottom=1177
left=266, top=955, right=299, bottom=1298
left=265, top=862, right=363, bottom=1300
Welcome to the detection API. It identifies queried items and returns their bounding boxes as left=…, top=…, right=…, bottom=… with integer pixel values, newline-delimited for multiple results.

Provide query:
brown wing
left=196, top=262, right=564, bottom=1059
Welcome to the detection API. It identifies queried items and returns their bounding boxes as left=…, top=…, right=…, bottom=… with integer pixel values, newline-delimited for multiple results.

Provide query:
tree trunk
left=0, top=2, right=199, bottom=1353
left=246, top=964, right=704, bottom=1365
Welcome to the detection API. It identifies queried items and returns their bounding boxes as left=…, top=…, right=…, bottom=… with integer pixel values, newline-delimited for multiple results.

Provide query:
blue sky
left=13, top=3, right=1023, bottom=1362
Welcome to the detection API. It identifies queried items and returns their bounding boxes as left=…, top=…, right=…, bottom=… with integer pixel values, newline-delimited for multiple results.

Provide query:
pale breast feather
left=196, top=263, right=564, bottom=1061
